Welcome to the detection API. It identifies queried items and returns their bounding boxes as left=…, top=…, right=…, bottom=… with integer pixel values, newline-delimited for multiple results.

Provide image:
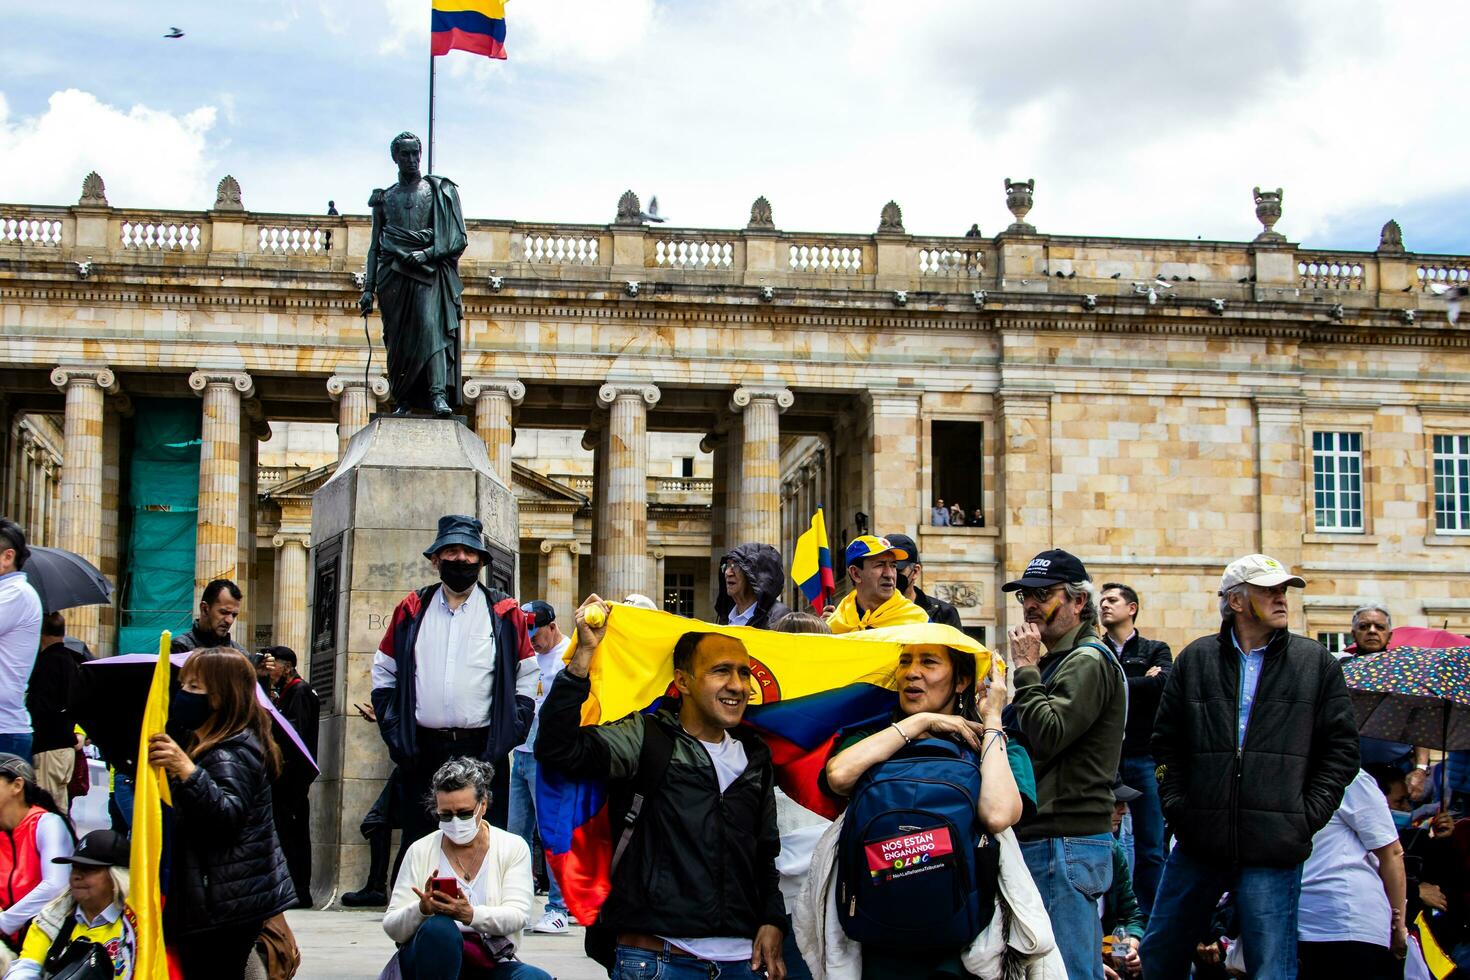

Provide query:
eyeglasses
left=1013, top=585, right=1063, bottom=605
left=434, top=808, right=479, bottom=822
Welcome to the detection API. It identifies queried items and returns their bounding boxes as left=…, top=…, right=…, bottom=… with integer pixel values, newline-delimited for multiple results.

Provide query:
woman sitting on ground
left=383, top=758, right=552, bottom=980
left=146, top=648, right=297, bottom=980
left=5, top=829, right=134, bottom=980
left=821, top=634, right=1035, bottom=980
left=0, top=754, right=75, bottom=971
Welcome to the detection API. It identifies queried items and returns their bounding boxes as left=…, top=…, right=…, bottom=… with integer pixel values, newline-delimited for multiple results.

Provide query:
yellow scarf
left=828, top=590, right=929, bottom=633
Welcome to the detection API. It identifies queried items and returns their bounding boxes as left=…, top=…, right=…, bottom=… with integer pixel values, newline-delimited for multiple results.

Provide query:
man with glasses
left=1142, top=554, right=1358, bottom=980
left=1002, top=549, right=1127, bottom=980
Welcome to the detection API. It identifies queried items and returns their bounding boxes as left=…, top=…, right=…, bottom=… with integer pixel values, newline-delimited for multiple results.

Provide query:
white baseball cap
left=1219, top=554, right=1306, bottom=594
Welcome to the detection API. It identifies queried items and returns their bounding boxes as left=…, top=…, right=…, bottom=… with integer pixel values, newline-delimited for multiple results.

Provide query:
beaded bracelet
left=891, top=722, right=912, bottom=745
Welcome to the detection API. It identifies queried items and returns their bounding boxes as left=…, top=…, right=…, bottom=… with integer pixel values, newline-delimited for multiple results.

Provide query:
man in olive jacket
left=1142, top=554, right=1359, bottom=980
left=1004, top=549, right=1127, bottom=980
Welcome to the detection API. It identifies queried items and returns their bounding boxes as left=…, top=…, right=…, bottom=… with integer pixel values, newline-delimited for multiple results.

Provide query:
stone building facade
left=2, top=177, right=1469, bottom=668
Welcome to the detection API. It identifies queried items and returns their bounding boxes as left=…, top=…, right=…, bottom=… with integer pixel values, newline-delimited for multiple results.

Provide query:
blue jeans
left=613, top=944, right=764, bottom=979
left=1141, top=845, right=1302, bottom=980
left=0, top=732, right=32, bottom=762
left=1119, top=753, right=1167, bottom=915
left=111, top=772, right=135, bottom=830
left=1020, top=834, right=1113, bottom=980
left=506, top=751, right=566, bottom=914
left=399, top=915, right=553, bottom=980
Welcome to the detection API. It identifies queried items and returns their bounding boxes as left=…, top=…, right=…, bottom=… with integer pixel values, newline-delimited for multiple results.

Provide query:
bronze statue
left=359, top=132, right=467, bottom=417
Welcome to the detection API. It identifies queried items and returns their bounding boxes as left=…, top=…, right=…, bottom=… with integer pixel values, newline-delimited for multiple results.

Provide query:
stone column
left=97, top=401, right=128, bottom=658
left=583, top=426, right=609, bottom=597
left=13, top=431, right=33, bottom=528
left=995, top=388, right=1053, bottom=633
left=1254, top=395, right=1307, bottom=631
left=862, top=389, right=923, bottom=536
left=595, top=383, right=661, bottom=601
left=326, top=375, right=389, bottom=458
left=50, top=367, right=120, bottom=647
left=702, top=431, right=729, bottom=603
left=271, top=532, right=311, bottom=655
left=189, top=370, right=253, bottom=600
left=539, top=539, right=580, bottom=621
left=647, top=548, right=666, bottom=605
left=730, top=387, right=793, bottom=547
left=462, top=378, right=525, bottom=485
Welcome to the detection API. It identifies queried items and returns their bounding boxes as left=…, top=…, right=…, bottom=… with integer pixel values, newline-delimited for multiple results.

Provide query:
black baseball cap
left=1111, top=773, right=1142, bottom=804
left=884, top=533, right=919, bottom=569
left=1001, top=549, right=1090, bottom=591
left=55, top=829, right=129, bottom=868
left=520, top=600, right=555, bottom=637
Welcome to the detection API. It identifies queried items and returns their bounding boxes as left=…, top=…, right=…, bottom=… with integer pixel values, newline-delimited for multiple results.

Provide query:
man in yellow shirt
left=827, top=536, right=928, bottom=633
left=11, top=829, right=135, bottom=980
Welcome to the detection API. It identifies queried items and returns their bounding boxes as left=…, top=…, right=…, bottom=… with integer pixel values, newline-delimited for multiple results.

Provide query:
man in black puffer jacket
left=715, top=543, right=793, bottom=629
left=1141, top=554, right=1359, bottom=980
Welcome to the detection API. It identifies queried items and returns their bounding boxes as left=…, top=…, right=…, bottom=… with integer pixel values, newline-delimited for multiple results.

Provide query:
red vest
left=0, top=807, right=46, bottom=941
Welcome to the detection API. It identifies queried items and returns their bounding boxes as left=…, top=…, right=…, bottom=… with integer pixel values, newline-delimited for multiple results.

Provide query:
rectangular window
left=931, top=421, right=984, bottom=527
left=1312, top=431, right=1363, bottom=532
left=1434, top=433, right=1470, bottom=533
left=664, top=572, right=695, bottom=617
left=680, top=456, right=694, bottom=478
left=1315, top=632, right=1349, bottom=655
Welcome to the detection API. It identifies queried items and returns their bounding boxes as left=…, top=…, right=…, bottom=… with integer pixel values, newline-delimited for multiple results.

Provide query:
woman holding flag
left=817, top=628, right=1036, bottom=979
left=145, top=649, right=296, bottom=980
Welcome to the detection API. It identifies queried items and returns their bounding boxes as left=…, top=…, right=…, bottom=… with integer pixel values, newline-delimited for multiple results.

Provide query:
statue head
left=390, top=132, right=423, bottom=176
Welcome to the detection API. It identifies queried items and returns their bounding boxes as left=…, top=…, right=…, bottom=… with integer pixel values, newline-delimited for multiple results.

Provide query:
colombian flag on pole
left=431, top=0, right=508, bottom=59
left=131, top=632, right=175, bottom=980
left=535, top=605, right=996, bottom=925
left=792, top=508, right=835, bottom=614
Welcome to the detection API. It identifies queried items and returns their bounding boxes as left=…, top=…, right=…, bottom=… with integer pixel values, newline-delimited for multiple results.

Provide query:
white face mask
left=439, top=809, right=482, bottom=845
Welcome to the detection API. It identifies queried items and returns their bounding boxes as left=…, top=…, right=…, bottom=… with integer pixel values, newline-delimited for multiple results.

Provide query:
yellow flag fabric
left=827, top=590, right=929, bottom=634
left=1416, top=912, right=1456, bottom=979
left=569, top=604, right=993, bottom=725
left=130, top=632, right=173, bottom=980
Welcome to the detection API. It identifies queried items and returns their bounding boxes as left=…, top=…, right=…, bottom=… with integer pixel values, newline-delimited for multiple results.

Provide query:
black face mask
left=439, top=559, right=481, bottom=593
left=896, top=570, right=913, bottom=594
left=171, top=690, right=212, bottom=731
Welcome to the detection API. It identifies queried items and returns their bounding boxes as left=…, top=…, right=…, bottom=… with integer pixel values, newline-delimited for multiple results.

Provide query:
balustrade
left=654, top=238, right=734, bottom=270
left=788, top=242, right=865, bottom=274
left=523, top=233, right=600, bottom=265
left=917, top=246, right=984, bottom=277
left=1418, top=260, right=1470, bottom=291
left=0, top=215, right=63, bottom=246
left=1298, top=255, right=1365, bottom=290
left=120, top=219, right=200, bottom=251
left=257, top=224, right=332, bottom=254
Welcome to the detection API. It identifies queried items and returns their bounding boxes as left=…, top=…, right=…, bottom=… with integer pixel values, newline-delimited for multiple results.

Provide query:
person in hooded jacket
left=715, top=544, right=793, bottom=630
left=146, top=648, right=297, bottom=980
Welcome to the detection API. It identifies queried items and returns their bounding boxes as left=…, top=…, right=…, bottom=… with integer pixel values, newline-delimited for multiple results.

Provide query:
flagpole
left=427, top=51, right=436, bottom=175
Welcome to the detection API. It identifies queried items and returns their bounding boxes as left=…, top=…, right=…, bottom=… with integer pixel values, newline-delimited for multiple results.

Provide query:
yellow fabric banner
left=130, top=632, right=173, bottom=980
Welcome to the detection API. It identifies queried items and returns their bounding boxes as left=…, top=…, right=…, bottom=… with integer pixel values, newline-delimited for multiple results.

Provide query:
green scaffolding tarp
left=118, top=398, right=201, bottom=654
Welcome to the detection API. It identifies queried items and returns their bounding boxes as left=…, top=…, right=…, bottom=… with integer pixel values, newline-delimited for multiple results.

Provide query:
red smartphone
left=429, top=876, right=460, bottom=899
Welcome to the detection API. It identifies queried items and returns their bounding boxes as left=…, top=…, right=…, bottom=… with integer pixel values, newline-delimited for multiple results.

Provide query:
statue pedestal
left=306, top=416, right=517, bottom=906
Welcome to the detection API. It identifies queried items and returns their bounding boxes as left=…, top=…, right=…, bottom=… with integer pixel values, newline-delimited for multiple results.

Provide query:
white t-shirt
left=661, top=731, right=756, bottom=963
left=1299, top=769, right=1399, bottom=946
left=516, top=636, right=569, bottom=754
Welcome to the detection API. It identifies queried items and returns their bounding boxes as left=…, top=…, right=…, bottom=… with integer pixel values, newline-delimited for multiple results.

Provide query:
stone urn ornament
left=1005, top=178, right=1036, bottom=232
left=1253, top=186, right=1284, bottom=242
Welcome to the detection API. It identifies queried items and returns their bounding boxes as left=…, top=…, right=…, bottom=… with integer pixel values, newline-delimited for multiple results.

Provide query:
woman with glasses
left=383, top=757, right=553, bottom=980
left=145, top=647, right=298, bottom=979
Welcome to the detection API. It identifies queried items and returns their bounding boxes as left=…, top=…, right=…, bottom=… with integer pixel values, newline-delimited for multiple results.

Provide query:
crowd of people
left=0, top=506, right=1465, bottom=979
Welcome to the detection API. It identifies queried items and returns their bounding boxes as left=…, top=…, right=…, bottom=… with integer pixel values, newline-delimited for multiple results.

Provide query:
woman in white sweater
left=382, top=758, right=552, bottom=980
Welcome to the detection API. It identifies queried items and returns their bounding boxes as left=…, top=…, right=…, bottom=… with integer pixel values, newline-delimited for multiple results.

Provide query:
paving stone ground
left=287, top=908, right=603, bottom=980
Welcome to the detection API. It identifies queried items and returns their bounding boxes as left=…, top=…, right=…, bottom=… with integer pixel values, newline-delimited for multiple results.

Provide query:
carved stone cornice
left=188, top=370, right=254, bottom=399
left=596, top=382, right=661, bottom=410
left=462, top=378, right=526, bottom=406
left=326, top=374, right=389, bottom=400
left=729, top=386, right=794, bottom=414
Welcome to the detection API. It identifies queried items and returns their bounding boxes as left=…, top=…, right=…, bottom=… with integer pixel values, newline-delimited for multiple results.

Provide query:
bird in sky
left=164, top=27, right=185, bottom=38
left=636, top=195, right=666, bottom=223
left=1430, top=283, right=1467, bottom=324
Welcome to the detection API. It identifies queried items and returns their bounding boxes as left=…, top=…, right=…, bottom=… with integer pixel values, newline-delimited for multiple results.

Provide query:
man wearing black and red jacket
left=1099, top=582, right=1173, bottom=916
left=370, top=515, right=538, bottom=872
left=266, top=645, right=319, bottom=907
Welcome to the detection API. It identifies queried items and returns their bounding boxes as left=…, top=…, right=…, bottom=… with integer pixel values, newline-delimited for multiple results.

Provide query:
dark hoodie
left=714, top=543, right=794, bottom=630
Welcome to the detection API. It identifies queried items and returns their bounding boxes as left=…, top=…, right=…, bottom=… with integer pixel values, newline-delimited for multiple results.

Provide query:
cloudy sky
left=3, top=1, right=1468, bottom=252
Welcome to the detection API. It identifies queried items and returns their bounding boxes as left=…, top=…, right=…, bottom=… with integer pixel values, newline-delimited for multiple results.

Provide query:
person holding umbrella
left=145, top=648, right=297, bottom=979
left=0, top=519, right=42, bottom=761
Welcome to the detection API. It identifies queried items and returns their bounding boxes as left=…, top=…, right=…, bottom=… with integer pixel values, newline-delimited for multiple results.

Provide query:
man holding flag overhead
left=536, top=596, right=787, bottom=979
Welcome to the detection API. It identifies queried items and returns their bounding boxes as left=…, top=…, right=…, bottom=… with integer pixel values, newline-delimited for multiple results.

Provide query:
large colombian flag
left=535, top=606, right=996, bottom=926
left=791, top=508, right=835, bottom=614
left=132, top=632, right=177, bottom=980
left=431, top=0, right=507, bottom=60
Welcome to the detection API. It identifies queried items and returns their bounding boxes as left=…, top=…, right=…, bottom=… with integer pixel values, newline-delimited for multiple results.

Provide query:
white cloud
left=0, top=90, right=218, bottom=209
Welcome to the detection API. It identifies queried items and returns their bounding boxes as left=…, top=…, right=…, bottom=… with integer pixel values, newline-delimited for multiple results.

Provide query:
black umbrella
left=23, top=545, right=113, bottom=613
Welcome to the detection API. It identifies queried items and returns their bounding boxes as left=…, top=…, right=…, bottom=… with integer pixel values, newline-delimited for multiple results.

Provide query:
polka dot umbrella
left=1341, top=644, right=1470, bottom=802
